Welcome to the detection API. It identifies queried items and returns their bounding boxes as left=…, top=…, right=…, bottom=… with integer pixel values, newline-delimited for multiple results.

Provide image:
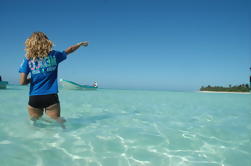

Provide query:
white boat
left=60, top=79, right=98, bottom=90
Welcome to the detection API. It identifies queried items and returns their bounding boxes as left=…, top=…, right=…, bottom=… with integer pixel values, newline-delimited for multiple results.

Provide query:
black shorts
left=29, top=94, right=59, bottom=108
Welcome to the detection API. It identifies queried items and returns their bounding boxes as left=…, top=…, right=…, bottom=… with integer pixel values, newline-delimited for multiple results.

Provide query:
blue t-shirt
left=19, top=50, right=67, bottom=96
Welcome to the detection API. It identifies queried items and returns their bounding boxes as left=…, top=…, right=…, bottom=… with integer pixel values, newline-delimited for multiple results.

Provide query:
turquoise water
left=0, top=85, right=250, bottom=166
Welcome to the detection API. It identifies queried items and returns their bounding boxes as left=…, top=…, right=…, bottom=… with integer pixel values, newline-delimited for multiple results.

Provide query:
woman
left=19, top=32, right=88, bottom=126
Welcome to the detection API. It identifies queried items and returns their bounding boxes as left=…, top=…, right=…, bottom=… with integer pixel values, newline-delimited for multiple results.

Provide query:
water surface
left=0, top=85, right=250, bottom=166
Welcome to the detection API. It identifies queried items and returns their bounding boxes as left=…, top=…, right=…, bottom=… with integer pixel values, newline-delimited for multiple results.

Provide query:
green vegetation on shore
left=200, top=84, right=250, bottom=92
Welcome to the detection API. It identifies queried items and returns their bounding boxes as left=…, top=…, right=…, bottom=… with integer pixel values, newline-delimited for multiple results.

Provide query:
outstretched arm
left=64, top=41, right=88, bottom=55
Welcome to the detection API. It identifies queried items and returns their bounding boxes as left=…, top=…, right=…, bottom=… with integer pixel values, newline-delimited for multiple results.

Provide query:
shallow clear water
left=0, top=85, right=250, bottom=166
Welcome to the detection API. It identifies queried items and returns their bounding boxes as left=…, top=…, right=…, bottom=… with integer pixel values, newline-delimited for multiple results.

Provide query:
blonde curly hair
left=25, top=32, right=53, bottom=59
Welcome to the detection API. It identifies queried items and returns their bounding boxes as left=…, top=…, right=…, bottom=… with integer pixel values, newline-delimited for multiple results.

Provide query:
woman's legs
left=45, top=103, right=60, bottom=119
left=28, top=94, right=65, bottom=128
left=28, top=105, right=43, bottom=120
left=45, top=103, right=66, bottom=128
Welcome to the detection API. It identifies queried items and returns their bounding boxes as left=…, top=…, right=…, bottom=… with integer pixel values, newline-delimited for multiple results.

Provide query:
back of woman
left=19, top=32, right=88, bottom=127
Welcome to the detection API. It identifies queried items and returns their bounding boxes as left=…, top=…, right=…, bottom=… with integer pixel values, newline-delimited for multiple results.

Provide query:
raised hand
left=78, top=41, right=88, bottom=47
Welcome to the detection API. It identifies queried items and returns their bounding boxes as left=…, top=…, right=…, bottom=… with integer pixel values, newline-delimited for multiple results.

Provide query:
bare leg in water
left=45, top=103, right=66, bottom=129
left=28, top=105, right=43, bottom=123
left=28, top=104, right=66, bottom=128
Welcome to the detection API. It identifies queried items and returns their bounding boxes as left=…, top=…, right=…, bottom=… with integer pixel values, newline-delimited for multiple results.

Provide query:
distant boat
left=0, top=81, right=8, bottom=89
left=59, top=79, right=98, bottom=90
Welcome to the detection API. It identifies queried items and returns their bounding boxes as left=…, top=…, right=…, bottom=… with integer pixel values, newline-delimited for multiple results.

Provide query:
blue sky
left=0, top=0, right=250, bottom=90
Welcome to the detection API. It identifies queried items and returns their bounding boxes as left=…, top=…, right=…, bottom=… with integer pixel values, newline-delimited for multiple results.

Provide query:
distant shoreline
left=199, top=91, right=250, bottom=94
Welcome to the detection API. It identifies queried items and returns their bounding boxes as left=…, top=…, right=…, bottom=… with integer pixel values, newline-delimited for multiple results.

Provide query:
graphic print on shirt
left=29, top=56, right=57, bottom=75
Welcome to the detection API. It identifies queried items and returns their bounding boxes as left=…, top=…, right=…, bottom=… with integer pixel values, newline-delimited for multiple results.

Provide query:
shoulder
left=50, top=50, right=67, bottom=63
left=50, top=50, right=66, bottom=56
left=22, top=56, right=30, bottom=63
left=48, top=50, right=56, bottom=55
